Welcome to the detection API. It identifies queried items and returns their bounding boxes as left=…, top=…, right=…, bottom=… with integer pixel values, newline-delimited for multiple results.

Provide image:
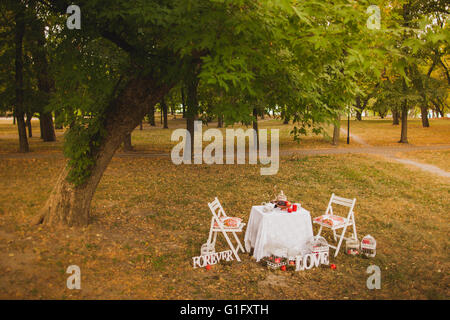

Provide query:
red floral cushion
left=314, top=215, right=345, bottom=227
left=214, top=216, right=242, bottom=228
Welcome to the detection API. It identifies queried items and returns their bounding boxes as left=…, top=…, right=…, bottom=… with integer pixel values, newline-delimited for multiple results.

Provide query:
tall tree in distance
left=14, top=3, right=28, bottom=152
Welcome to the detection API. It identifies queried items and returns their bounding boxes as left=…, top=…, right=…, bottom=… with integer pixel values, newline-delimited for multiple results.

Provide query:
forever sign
left=192, top=250, right=234, bottom=268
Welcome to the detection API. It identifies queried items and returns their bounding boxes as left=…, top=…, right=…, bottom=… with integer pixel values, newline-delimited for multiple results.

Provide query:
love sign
left=192, top=250, right=234, bottom=268
left=295, top=252, right=329, bottom=271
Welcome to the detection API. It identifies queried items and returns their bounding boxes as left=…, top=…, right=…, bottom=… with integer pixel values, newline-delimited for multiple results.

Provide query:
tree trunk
left=185, top=62, right=201, bottom=159
left=37, top=77, right=170, bottom=226
left=15, top=9, right=28, bottom=153
left=33, top=15, right=56, bottom=141
left=123, top=133, right=133, bottom=151
left=283, top=107, right=290, bottom=124
left=332, top=115, right=340, bottom=146
left=355, top=95, right=362, bottom=121
left=26, top=112, right=32, bottom=137
left=162, top=97, right=168, bottom=129
left=181, top=87, right=186, bottom=118
left=399, top=100, right=408, bottom=143
left=217, top=114, right=223, bottom=128
left=392, top=109, right=400, bottom=125
left=39, top=112, right=56, bottom=141
left=253, top=107, right=259, bottom=149
left=148, top=105, right=155, bottom=126
left=420, top=105, right=430, bottom=128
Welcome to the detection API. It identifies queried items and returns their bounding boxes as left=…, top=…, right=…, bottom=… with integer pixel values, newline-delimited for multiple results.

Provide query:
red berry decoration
left=330, top=264, right=336, bottom=270
left=275, top=258, right=281, bottom=263
left=280, top=265, right=286, bottom=271
left=205, top=265, right=211, bottom=271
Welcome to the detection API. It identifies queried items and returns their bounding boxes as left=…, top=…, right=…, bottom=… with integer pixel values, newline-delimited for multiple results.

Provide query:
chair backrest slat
left=332, top=198, right=354, bottom=207
left=326, top=193, right=356, bottom=219
left=208, top=197, right=227, bottom=219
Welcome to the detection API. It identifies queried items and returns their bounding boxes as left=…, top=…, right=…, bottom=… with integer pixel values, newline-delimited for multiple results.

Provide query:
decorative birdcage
left=200, top=243, right=215, bottom=256
left=307, top=236, right=329, bottom=256
left=346, top=238, right=360, bottom=255
left=361, top=235, right=376, bottom=257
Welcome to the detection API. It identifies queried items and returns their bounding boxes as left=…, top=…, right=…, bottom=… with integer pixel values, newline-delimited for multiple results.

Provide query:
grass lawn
left=1, top=117, right=448, bottom=155
left=0, top=117, right=448, bottom=299
left=396, top=150, right=450, bottom=172
left=0, top=153, right=448, bottom=299
left=347, top=118, right=450, bottom=146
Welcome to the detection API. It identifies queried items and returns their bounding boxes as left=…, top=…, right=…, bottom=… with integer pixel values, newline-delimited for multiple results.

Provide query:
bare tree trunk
left=40, top=112, right=56, bottom=141
left=399, top=100, right=408, bottom=143
left=185, top=61, right=201, bottom=159
left=33, top=14, right=56, bottom=141
left=392, top=109, right=400, bottom=125
left=217, top=114, right=223, bottom=128
left=355, top=95, right=362, bottom=121
left=26, top=112, right=32, bottom=137
left=148, top=105, right=155, bottom=126
left=181, top=87, right=186, bottom=118
left=332, top=115, right=340, bottom=146
left=162, top=97, right=168, bottom=129
left=15, top=9, right=28, bottom=152
left=37, top=77, right=170, bottom=226
left=420, top=105, right=430, bottom=128
left=282, top=106, right=290, bottom=124
left=123, top=133, right=133, bottom=151
left=253, top=107, right=259, bottom=149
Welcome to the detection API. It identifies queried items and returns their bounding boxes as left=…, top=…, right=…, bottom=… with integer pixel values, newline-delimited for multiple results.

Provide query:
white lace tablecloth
left=244, top=204, right=314, bottom=262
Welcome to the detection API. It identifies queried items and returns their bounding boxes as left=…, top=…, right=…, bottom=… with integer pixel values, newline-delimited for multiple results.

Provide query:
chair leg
left=221, top=230, right=241, bottom=262
left=212, top=232, right=218, bottom=248
left=316, top=225, right=323, bottom=237
left=232, top=231, right=245, bottom=253
left=207, top=219, right=215, bottom=244
left=332, top=229, right=337, bottom=242
left=334, top=224, right=349, bottom=257
left=351, top=218, right=357, bottom=240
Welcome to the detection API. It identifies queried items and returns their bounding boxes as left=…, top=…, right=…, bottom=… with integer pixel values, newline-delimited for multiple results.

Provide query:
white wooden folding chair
left=313, top=193, right=357, bottom=257
left=206, top=197, right=246, bottom=261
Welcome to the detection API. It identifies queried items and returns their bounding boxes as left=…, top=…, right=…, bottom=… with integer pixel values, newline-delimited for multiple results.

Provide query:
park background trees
left=0, top=0, right=447, bottom=226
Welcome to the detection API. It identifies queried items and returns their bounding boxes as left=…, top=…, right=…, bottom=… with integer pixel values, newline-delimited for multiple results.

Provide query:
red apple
left=280, top=265, right=286, bottom=271
left=330, top=264, right=336, bottom=270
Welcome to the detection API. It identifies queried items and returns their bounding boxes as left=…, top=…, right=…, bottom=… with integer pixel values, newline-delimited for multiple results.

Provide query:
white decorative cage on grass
left=346, top=238, right=360, bottom=255
left=200, top=242, right=215, bottom=256
left=307, top=236, right=329, bottom=256
left=361, top=235, right=376, bottom=257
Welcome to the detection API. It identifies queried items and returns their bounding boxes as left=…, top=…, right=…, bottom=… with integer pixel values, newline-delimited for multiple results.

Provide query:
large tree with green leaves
left=29, top=0, right=383, bottom=226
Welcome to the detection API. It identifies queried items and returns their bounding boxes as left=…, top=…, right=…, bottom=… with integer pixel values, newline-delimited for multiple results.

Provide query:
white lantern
left=200, top=243, right=215, bottom=256
left=361, top=235, right=376, bottom=257
left=346, top=238, right=360, bottom=255
left=307, top=236, right=329, bottom=256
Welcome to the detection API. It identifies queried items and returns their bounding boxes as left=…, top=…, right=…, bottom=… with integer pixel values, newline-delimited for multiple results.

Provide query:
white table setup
left=192, top=190, right=376, bottom=272
left=244, top=192, right=314, bottom=262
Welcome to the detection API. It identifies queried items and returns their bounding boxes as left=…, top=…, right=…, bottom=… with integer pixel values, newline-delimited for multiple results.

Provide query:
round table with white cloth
left=244, top=204, right=314, bottom=262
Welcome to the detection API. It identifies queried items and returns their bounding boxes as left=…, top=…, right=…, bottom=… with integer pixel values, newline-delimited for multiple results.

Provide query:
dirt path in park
left=1, top=141, right=449, bottom=178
